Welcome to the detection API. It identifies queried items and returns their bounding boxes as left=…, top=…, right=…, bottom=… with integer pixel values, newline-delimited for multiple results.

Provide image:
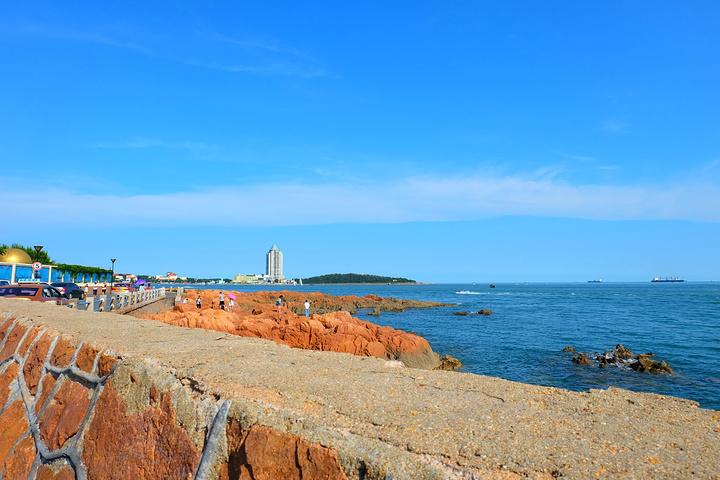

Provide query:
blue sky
left=1, top=1, right=719, bottom=281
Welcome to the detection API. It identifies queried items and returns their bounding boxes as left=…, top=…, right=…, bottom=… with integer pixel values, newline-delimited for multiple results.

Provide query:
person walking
left=304, top=299, right=311, bottom=317
left=219, top=292, right=225, bottom=310
left=83, top=285, right=89, bottom=298
left=102, top=284, right=107, bottom=295
left=229, top=298, right=235, bottom=311
left=196, top=295, right=202, bottom=309
left=275, top=296, right=283, bottom=313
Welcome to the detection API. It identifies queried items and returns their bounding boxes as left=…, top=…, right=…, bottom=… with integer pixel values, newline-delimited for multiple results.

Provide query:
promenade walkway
left=73, top=288, right=169, bottom=314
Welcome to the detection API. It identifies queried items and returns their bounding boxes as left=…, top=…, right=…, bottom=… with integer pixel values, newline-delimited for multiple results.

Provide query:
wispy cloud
left=0, top=23, right=152, bottom=53
left=560, top=153, right=596, bottom=163
left=209, top=33, right=308, bottom=59
left=89, top=138, right=212, bottom=150
left=180, top=58, right=330, bottom=79
left=0, top=23, right=332, bottom=79
left=1, top=173, right=718, bottom=228
left=600, top=120, right=628, bottom=134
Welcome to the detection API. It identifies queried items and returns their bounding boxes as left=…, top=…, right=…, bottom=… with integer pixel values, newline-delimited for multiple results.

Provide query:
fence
left=73, top=288, right=167, bottom=313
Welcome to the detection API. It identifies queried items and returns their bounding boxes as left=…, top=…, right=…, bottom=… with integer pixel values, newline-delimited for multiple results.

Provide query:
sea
left=186, top=282, right=720, bottom=410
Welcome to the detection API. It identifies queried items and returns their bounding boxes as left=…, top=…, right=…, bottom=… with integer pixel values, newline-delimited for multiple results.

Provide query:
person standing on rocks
left=219, top=292, right=225, bottom=310
left=196, top=295, right=202, bottom=309
left=304, top=299, right=311, bottom=317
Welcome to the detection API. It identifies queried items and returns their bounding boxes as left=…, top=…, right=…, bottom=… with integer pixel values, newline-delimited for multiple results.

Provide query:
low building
left=154, top=272, right=187, bottom=282
left=233, top=274, right=263, bottom=284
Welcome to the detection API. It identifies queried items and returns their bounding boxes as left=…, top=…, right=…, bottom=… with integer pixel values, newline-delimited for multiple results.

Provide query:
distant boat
left=489, top=284, right=496, bottom=288
left=651, top=277, right=685, bottom=283
left=587, top=279, right=603, bottom=283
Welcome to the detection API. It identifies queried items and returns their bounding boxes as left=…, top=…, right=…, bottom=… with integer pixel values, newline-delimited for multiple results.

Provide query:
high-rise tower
left=266, top=244, right=284, bottom=281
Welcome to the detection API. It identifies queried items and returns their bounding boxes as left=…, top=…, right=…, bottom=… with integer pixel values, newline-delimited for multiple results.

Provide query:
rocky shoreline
left=139, top=289, right=457, bottom=370
left=566, top=344, right=674, bottom=374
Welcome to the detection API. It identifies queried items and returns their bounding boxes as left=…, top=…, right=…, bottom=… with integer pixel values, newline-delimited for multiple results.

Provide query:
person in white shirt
left=304, top=300, right=311, bottom=317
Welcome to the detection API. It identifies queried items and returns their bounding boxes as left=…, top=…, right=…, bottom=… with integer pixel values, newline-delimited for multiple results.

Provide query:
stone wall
left=0, top=315, right=347, bottom=480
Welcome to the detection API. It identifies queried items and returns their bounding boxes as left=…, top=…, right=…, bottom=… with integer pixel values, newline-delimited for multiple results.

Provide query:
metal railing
left=73, top=288, right=166, bottom=313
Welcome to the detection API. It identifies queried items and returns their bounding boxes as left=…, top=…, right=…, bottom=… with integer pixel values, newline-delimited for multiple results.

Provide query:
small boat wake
left=455, top=290, right=485, bottom=295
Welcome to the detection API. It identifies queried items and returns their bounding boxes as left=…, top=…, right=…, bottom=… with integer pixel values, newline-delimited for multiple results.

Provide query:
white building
left=266, top=244, right=284, bottom=281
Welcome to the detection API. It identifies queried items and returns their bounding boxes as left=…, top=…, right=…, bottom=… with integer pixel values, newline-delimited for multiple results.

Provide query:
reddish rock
left=1, top=435, right=36, bottom=479
left=0, top=317, right=15, bottom=342
left=97, top=354, right=118, bottom=377
left=38, top=378, right=92, bottom=450
left=50, top=336, right=77, bottom=369
left=35, top=373, right=57, bottom=414
left=142, top=291, right=442, bottom=369
left=37, top=464, right=77, bottom=480
left=0, top=362, right=19, bottom=407
left=17, top=326, right=43, bottom=356
left=0, top=401, right=30, bottom=463
left=0, top=323, right=26, bottom=360
left=24, top=334, right=52, bottom=395
left=75, top=344, right=98, bottom=373
left=83, top=384, right=200, bottom=480
left=222, top=424, right=347, bottom=480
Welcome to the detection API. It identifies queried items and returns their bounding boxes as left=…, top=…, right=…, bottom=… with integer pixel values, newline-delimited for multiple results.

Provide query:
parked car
left=51, top=282, right=85, bottom=299
left=0, top=280, right=9, bottom=286
left=0, top=283, right=70, bottom=305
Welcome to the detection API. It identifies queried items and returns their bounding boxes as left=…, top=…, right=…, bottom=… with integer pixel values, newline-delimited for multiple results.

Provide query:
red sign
left=32, top=262, right=42, bottom=271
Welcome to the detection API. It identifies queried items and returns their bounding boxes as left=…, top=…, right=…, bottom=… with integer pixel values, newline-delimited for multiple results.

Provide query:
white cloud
left=1, top=173, right=718, bottom=228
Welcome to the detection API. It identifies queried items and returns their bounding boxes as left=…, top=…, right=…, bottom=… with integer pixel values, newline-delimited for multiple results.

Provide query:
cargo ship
left=651, top=277, right=685, bottom=283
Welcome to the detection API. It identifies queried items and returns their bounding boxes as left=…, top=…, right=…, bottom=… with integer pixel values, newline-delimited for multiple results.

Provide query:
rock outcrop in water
left=140, top=290, right=450, bottom=370
left=567, top=344, right=673, bottom=374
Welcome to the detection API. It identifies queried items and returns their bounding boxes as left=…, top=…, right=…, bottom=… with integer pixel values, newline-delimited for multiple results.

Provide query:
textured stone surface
left=1, top=435, right=36, bottom=479
left=49, top=336, right=76, bottom=369
left=242, top=425, right=347, bottom=480
left=82, top=384, right=200, bottom=480
left=97, top=353, right=117, bottom=377
left=39, top=377, right=92, bottom=449
left=75, top=343, right=98, bottom=373
left=17, top=326, right=42, bottom=356
left=35, top=373, right=57, bottom=414
left=0, top=322, right=26, bottom=358
left=0, top=401, right=29, bottom=462
left=37, top=464, right=77, bottom=480
left=24, top=333, right=52, bottom=395
left=0, top=362, right=19, bottom=407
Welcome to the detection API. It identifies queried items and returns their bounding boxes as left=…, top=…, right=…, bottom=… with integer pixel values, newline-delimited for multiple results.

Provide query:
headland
left=139, top=289, right=452, bottom=370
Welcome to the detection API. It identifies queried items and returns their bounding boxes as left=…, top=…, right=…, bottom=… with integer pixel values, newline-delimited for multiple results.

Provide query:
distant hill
left=302, top=273, right=416, bottom=284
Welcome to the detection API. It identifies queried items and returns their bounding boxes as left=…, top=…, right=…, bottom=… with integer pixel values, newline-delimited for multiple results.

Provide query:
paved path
left=2, top=299, right=719, bottom=479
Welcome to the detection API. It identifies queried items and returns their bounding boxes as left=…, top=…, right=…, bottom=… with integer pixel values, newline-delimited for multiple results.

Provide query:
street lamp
left=33, top=245, right=43, bottom=280
left=110, top=258, right=117, bottom=291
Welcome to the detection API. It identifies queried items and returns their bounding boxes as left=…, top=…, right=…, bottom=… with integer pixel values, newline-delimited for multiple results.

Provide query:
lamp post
left=33, top=245, right=43, bottom=280
left=110, top=258, right=117, bottom=291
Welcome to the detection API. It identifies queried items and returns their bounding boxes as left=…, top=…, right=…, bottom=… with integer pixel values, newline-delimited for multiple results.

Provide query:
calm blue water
left=187, top=282, right=720, bottom=410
